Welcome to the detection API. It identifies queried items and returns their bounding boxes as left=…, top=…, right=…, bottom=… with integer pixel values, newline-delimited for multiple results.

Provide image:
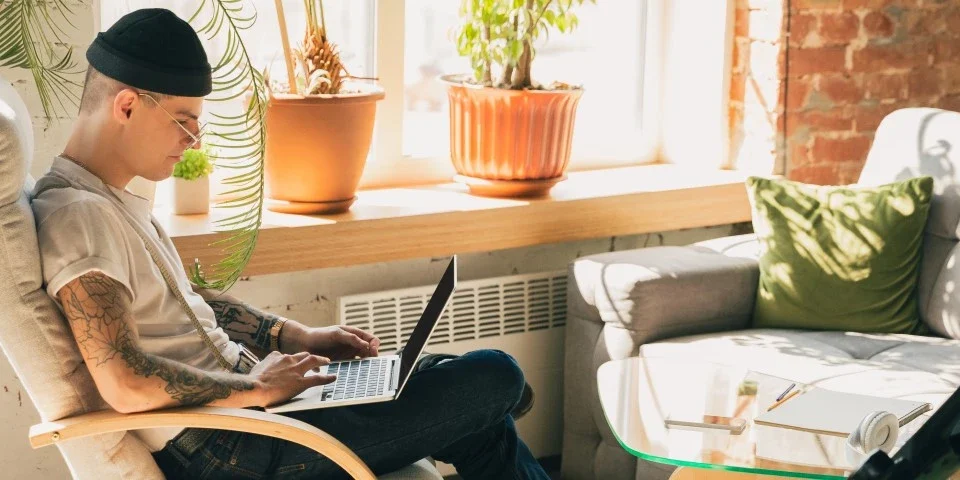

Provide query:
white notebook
left=754, top=388, right=931, bottom=437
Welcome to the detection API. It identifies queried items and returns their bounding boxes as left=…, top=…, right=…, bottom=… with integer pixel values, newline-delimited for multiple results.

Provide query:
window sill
left=157, top=164, right=753, bottom=276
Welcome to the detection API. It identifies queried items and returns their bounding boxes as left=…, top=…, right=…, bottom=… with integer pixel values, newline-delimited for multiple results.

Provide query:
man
left=31, top=9, right=546, bottom=480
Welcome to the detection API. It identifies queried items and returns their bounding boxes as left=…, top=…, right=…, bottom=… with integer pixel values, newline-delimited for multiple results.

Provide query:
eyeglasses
left=138, top=93, right=206, bottom=149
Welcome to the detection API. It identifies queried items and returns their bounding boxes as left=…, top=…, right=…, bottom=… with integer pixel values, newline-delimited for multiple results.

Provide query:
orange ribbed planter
left=443, top=74, right=584, bottom=197
left=264, top=87, right=384, bottom=214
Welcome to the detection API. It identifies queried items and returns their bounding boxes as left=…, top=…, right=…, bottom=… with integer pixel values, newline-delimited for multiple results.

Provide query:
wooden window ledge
left=158, top=164, right=753, bottom=276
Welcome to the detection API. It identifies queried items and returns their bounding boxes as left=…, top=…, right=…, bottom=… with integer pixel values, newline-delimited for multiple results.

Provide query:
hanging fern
left=187, top=0, right=267, bottom=291
left=0, top=0, right=82, bottom=118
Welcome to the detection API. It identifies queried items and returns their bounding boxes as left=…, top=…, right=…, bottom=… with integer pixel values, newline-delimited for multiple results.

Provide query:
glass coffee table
left=597, top=357, right=933, bottom=479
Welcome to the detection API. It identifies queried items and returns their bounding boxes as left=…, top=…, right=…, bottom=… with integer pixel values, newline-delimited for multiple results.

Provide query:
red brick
left=788, top=142, right=812, bottom=168
left=734, top=8, right=749, bottom=37
left=793, top=0, right=843, bottom=10
left=842, top=0, right=917, bottom=9
left=852, top=42, right=931, bottom=72
left=789, top=14, right=817, bottom=47
left=946, top=8, right=960, bottom=33
left=862, top=72, right=906, bottom=100
left=933, top=36, right=960, bottom=64
left=730, top=73, right=747, bottom=103
left=787, top=77, right=814, bottom=110
left=854, top=102, right=906, bottom=132
left=790, top=46, right=847, bottom=76
left=820, top=12, right=860, bottom=44
left=904, top=9, right=946, bottom=36
left=811, top=135, right=873, bottom=164
left=907, top=68, right=942, bottom=98
left=943, top=64, right=960, bottom=95
left=938, top=94, right=960, bottom=113
left=862, top=11, right=894, bottom=38
left=837, top=163, right=866, bottom=184
left=787, top=109, right=855, bottom=136
left=818, top=74, right=863, bottom=104
left=788, top=164, right=841, bottom=185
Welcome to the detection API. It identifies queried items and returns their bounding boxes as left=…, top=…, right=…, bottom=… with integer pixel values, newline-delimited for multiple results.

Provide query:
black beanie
left=86, top=8, right=212, bottom=97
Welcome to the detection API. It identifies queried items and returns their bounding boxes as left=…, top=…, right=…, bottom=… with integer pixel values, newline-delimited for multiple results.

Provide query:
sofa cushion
left=641, top=329, right=960, bottom=407
left=747, top=176, right=933, bottom=334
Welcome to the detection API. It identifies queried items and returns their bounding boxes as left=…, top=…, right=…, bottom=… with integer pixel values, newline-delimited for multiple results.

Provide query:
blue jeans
left=152, top=350, right=549, bottom=479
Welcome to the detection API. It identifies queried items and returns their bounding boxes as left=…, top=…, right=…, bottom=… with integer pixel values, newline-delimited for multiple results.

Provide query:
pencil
left=766, top=389, right=800, bottom=412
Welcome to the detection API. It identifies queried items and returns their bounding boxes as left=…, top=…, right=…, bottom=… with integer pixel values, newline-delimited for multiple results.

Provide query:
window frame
left=360, top=0, right=662, bottom=189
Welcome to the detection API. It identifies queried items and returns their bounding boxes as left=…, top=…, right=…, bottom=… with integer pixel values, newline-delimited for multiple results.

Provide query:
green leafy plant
left=454, top=0, right=594, bottom=90
left=0, top=0, right=83, bottom=118
left=0, top=1, right=268, bottom=292
left=173, top=147, right=215, bottom=180
left=187, top=0, right=268, bottom=291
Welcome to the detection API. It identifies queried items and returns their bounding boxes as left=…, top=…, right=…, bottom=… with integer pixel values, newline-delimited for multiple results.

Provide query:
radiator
left=338, top=270, right=568, bottom=471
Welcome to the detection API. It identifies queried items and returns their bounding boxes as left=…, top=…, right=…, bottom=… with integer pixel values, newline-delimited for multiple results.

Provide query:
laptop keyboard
left=321, top=357, right=389, bottom=401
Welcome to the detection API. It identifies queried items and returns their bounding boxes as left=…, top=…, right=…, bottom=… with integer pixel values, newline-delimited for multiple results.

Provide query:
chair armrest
left=569, top=233, right=761, bottom=343
left=30, top=406, right=375, bottom=480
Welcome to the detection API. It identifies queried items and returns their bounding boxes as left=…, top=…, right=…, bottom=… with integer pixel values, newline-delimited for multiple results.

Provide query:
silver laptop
left=265, top=256, right=457, bottom=414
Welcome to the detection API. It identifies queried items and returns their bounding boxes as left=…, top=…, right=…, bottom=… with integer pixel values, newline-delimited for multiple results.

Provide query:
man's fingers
left=305, top=373, right=337, bottom=387
left=290, top=352, right=311, bottom=361
left=340, top=329, right=370, bottom=351
left=296, top=354, right=330, bottom=373
left=341, top=325, right=379, bottom=344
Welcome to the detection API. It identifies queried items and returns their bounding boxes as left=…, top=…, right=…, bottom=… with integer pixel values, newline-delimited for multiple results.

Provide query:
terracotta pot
left=171, top=175, right=209, bottom=215
left=265, top=86, right=385, bottom=214
left=443, top=74, right=584, bottom=197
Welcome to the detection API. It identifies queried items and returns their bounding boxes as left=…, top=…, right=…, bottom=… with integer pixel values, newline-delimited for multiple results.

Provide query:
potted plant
left=264, top=0, right=384, bottom=214
left=171, top=146, right=215, bottom=215
left=445, top=0, right=589, bottom=197
left=0, top=1, right=270, bottom=291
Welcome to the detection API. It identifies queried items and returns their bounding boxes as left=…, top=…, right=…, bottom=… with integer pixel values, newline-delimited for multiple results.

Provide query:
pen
left=767, top=389, right=800, bottom=412
left=776, top=383, right=796, bottom=402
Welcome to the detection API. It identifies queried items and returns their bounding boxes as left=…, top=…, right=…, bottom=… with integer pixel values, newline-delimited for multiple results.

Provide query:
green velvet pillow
left=747, top=175, right=933, bottom=333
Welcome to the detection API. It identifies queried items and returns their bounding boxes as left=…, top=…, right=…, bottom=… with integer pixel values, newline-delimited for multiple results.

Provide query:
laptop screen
left=396, top=257, right=457, bottom=394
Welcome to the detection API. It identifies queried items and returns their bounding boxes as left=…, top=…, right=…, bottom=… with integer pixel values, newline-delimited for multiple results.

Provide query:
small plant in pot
left=445, top=0, right=590, bottom=198
left=172, top=146, right=215, bottom=215
left=265, top=0, right=384, bottom=214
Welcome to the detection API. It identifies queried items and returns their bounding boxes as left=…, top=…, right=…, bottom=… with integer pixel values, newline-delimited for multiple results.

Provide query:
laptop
left=265, top=256, right=457, bottom=414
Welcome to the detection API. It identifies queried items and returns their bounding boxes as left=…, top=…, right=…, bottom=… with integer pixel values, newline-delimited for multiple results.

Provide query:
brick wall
left=730, top=0, right=960, bottom=185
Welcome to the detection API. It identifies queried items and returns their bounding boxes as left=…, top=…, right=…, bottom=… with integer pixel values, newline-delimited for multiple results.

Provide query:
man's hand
left=297, top=325, right=381, bottom=361
left=249, top=351, right=336, bottom=407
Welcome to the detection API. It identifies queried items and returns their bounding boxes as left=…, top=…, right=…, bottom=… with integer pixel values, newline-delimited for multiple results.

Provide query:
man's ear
left=113, top=89, right=139, bottom=123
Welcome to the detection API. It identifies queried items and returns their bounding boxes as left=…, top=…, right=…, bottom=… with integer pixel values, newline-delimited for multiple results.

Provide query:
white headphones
left=846, top=410, right=899, bottom=465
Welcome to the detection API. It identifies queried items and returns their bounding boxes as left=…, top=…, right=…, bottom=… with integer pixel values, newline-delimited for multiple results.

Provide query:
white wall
left=0, top=2, right=745, bottom=477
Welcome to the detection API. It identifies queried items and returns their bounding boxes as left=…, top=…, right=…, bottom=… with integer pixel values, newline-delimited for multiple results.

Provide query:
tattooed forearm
left=205, top=299, right=279, bottom=352
left=117, top=339, right=253, bottom=406
left=59, top=272, right=253, bottom=408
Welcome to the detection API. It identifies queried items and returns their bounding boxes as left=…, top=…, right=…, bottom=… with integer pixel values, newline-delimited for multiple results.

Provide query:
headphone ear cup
left=848, top=419, right=865, bottom=452
left=850, top=411, right=899, bottom=454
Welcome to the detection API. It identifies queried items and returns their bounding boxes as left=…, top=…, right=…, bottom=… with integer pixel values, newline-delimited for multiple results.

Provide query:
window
left=375, top=0, right=656, bottom=187
left=101, top=0, right=656, bottom=197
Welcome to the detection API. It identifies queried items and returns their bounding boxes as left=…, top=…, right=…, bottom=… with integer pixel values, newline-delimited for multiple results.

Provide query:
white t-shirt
left=31, top=157, right=241, bottom=452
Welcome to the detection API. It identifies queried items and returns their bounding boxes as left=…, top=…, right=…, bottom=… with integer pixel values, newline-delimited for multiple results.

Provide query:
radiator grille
left=338, top=271, right=568, bottom=352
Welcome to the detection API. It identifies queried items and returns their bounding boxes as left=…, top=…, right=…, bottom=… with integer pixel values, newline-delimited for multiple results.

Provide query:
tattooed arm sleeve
left=193, top=288, right=305, bottom=355
left=58, top=272, right=259, bottom=413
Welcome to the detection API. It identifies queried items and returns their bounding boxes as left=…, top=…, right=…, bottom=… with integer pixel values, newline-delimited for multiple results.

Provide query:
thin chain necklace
left=59, top=152, right=95, bottom=176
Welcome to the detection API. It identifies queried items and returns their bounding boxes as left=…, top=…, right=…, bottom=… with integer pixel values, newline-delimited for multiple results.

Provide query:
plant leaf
left=187, top=0, right=266, bottom=292
left=0, top=0, right=82, bottom=118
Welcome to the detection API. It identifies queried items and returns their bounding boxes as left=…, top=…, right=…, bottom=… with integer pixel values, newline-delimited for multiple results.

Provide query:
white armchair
left=0, top=80, right=441, bottom=480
